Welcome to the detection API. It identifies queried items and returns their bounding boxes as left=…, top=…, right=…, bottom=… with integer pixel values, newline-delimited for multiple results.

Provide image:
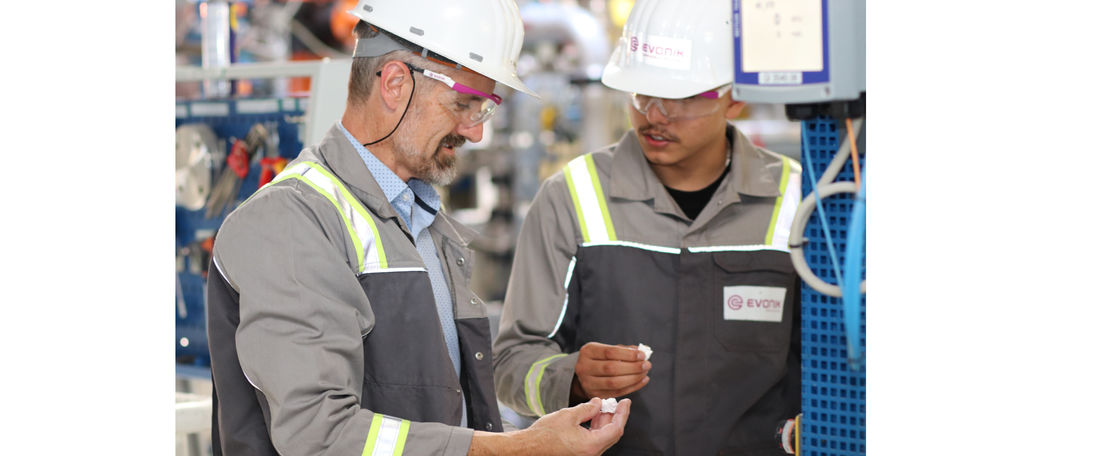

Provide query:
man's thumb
left=571, top=397, right=602, bottom=424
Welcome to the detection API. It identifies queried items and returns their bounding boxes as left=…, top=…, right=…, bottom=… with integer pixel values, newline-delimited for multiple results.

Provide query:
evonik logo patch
left=723, top=286, right=786, bottom=322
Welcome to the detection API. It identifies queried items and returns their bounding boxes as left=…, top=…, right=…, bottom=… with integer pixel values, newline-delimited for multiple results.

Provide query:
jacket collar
left=607, top=123, right=782, bottom=211
left=311, top=124, right=476, bottom=245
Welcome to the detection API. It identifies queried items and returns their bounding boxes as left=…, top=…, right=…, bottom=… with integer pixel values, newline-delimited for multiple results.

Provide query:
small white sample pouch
left=600, top=397, right=618, bottom=413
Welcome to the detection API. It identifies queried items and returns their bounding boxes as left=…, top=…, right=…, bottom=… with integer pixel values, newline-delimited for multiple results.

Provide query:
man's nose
left=456, top=121, right=485, bottom=143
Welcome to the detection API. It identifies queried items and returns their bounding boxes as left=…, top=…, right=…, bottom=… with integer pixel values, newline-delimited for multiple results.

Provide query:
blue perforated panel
left=799, top=117, right=866, bottom=455
left=175, top=99, right=305, bottom=366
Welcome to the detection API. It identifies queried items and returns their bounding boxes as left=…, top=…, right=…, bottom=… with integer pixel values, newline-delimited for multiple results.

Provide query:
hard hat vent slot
left=410, top=27, right=425, bottom=36
left=362, top=4, right=372, bottom=11
left=469, top=53, right=483, bottom=62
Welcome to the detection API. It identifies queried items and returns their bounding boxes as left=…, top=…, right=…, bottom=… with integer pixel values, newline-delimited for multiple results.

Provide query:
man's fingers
left=578, top=360, right=651, bottom=377
left=586, top=375, right=649, bottom=399
left=601, top=344, right=646, bottom=361
left=590, top=399, right=631, bottom=439
left=583, top=372, right=648, bottom=392
left=590, top=411, right=613, bottom=430
left=581, top=342, right=645, bottom=362
left=610, top=399, right=631, bottom=426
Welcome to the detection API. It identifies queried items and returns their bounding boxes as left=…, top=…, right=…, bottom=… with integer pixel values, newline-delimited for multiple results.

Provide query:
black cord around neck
left=363, top=63, right=416, bottom=147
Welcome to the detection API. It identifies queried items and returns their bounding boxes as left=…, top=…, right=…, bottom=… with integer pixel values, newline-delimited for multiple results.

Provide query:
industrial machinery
left=731, top=1, right=867, bottom=454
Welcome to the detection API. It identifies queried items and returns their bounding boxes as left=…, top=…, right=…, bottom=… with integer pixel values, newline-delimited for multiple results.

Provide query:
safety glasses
left=406, top=63, right=503, bottom=127
left=630, top=85, right=732, bottom=121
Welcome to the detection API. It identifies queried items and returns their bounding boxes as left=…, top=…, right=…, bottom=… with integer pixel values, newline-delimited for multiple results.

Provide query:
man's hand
left=571, top=342, right=651, bottom=403
left=469, top=397, right=632, bottom=456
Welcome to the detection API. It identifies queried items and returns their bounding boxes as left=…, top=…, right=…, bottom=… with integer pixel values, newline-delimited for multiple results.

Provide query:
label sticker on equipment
left=629, top=34, right=692, bottom=71
left=759, top=71, right=803, bottom=85
left=723, top=286, right=786, bottom=322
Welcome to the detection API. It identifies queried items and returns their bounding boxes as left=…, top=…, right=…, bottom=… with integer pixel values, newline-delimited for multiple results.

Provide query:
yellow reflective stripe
left=563, top=165, right=591, bottom=243
left=276, top=170, right=366, bottom=270
left=585, top=155, right=617, bottom=241
left=764, top=156, right=802, bottom=251
left=301, top=162, right=389, bottom=270
left=362, top=414, right=410, bottom=456
left=256, top=161, right=390, bottom=274
left=362, top=414, right=384, bottom=456
left=524, top=353, right=567, bottom=416
left=765, top=157, right=791, bottom=245
left=392, top=420, right=410, bottom=456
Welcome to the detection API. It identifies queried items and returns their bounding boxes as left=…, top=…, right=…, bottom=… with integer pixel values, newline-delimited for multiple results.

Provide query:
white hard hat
left=347, top=0, right=538, bottom=98
left=601, top=0, right=732, bottom=99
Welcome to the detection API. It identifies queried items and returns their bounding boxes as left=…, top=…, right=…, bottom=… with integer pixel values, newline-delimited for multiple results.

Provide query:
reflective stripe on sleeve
left=563, top=155, right=617, bottom=243
left=524, top=353, right=568, bottom=417
left=764, top=156, right=802, bottom=251
left=362, top=414, right=410, bottom=456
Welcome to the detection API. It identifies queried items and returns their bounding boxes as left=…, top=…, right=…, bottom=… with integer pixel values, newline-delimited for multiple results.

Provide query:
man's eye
left=456, top=102, right=471, bottom=111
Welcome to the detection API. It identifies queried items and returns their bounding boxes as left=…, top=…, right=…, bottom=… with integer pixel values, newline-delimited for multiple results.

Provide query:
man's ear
left=376, top=61, right=411, bottom=110
left=724, top=99, right=747, bottom=120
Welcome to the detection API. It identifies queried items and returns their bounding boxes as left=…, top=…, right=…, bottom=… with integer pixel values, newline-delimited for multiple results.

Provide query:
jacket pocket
left=710, top=251, right=796, bottom=353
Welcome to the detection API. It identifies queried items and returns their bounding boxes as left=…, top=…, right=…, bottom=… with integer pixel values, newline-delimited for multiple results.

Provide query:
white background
left=1, top=1, right=1097, bottom=453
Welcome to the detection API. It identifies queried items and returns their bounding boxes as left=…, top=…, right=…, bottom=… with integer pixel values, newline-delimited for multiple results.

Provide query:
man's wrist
left=569, top=375, right=588, bottom=406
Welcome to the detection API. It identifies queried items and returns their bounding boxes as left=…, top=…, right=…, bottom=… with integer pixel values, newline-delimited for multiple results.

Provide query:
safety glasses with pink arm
left=406, top=63, right=503, bottom=127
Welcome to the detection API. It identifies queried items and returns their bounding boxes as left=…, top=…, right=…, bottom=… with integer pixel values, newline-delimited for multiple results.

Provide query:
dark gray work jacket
left=207, top=125, right=500, bottom=456
left=494, top=125, right=802, bottom=455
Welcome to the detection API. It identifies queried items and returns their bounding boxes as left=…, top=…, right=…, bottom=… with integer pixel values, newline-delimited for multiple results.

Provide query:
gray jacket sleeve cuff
left=538, top=352, right=581, bottom=415
left=401, top=421, right=474, bottom=456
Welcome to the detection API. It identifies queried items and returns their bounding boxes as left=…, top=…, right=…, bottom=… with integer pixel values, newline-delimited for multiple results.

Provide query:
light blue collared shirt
left=338, top=123, right=466, bottom=427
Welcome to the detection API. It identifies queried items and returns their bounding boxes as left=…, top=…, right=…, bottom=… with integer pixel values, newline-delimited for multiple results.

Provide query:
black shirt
left=664, top=164, right=731, bottom=220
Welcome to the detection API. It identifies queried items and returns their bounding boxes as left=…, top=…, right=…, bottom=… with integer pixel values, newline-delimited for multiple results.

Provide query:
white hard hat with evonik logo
left=347, top=0, right=539, bottom=98
left=601, top=0, right=732, bottom=99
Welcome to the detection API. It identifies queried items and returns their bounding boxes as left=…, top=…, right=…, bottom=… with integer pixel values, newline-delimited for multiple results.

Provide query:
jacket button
left=470, top=298, right=477, bottom=306
left=456, top=388, right=462, bottom=394
left=475, top=351, right=484, bottom=360
left=486, top=422, right=493, bottom=431
left=456, top=257, right=465, bottom=266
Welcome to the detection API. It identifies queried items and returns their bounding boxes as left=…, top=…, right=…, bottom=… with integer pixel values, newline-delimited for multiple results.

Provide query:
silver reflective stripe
left=366, top=267, right=428, bottom=274
left=370, top=415, right=405, bottom=456
left=687, top=245, right=790, bottom=253
left=296, top=163, right=385, bottom=273
left=524, top=354, right=567, bottom=417
left=547, top=257, right=577, bottom=339
left=565, top=156, right=615, bottom=243
left=583, top=240, right=681, bottom=255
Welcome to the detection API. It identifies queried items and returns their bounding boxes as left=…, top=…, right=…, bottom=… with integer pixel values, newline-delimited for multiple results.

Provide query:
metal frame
left=176, top=58, right=353, bottom=146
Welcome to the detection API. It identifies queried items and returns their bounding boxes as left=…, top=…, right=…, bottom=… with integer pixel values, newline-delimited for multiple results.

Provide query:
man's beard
left=392, top=105, right=464, bottom=186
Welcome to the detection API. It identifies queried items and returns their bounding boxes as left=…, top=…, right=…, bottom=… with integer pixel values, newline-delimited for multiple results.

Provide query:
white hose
left=788, top=118, right=865, bottom=297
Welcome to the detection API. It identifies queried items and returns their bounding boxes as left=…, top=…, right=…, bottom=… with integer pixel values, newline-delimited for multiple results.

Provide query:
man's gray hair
left=347, top=21, right=453, bottom=106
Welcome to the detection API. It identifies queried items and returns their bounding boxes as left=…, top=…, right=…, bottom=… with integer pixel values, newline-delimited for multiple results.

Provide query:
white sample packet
left=637, top=343, right=652, bottom=361
left=600, top=398, right=618, bottom=414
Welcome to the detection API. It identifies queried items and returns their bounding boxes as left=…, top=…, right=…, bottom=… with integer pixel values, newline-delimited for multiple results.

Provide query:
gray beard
left=390, top=105, right=462, bottom=186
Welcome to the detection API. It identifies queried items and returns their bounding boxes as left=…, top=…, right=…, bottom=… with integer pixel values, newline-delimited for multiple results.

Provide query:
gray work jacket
left=207, top=125, right=501, bottom=456
left=493, top=125, right=802, bottom=455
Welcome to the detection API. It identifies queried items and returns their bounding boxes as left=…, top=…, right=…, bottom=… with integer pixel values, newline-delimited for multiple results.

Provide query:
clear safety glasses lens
left=407, top=63, right=502, bottom=127
left=630, top=85, right=731, bottom=121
